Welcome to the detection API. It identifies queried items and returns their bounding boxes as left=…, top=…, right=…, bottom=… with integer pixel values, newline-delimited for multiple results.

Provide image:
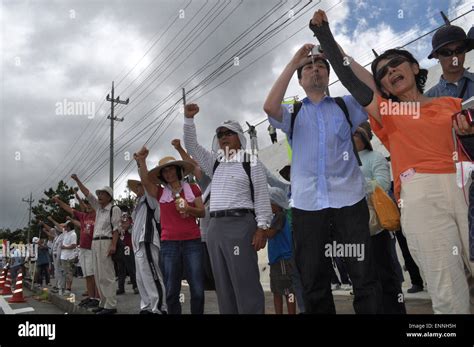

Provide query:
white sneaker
left=331, top=283, right=340, bottom=291
left=341, top=284, right=352, bottom=291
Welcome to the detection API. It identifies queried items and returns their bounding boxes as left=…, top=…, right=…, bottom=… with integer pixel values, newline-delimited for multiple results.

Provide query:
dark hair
left=159, top=165, right=183, bottom=183
left=370, top=49, right=428, bottom=101
left=297, top=57, right=330, bottom=80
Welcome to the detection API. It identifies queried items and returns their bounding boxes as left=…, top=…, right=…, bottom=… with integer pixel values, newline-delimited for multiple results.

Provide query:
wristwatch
left=258, top=224, right=270, bottom=231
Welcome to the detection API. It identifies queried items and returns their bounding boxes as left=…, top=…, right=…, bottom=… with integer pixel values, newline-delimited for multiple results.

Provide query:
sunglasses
left=375, top=56, right=409, bottom=82
left=437, top=44, right=467, bottom=57
left=216, top=130, right=237, bottom=139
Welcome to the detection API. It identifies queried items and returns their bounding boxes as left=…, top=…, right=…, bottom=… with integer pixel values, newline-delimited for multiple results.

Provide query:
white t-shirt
left=60, top=231, right=77, bottom=260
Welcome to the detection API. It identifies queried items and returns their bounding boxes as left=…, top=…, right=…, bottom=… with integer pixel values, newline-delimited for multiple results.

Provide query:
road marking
left=0, top=295, right=34, bottom=314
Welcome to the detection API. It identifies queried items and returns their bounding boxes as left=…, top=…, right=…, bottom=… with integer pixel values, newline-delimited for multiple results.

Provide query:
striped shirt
left=131, top=191, right=161, bottom=251
left=87, top=193, right=121, bottom=238
left=183, top=117, right=272, bottom=227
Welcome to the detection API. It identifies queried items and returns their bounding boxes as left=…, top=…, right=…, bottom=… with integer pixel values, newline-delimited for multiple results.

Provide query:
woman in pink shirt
left=135, top=147, right=205, bottom=314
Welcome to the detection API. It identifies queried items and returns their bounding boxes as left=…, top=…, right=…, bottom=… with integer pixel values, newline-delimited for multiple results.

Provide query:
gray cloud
left=1, top=0, right=472, bottom=228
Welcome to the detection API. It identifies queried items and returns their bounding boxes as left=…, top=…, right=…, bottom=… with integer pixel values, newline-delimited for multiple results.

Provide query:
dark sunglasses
left=437, top=44, right=468, bottom=57
left=375, top=56, right=409, bottom=82
left=216, top=130, right=237, bottom=139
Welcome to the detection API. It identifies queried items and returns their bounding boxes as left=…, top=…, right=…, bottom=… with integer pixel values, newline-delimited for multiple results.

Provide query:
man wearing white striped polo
left=183, top=103, right=272, bottom=314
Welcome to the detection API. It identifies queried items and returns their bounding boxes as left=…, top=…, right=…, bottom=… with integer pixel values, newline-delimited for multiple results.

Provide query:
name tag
left=400, top=168, right=416, bottom=183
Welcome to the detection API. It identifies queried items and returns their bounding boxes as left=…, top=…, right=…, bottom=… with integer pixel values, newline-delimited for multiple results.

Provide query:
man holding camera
left=263, top=41, right=381, bottom=313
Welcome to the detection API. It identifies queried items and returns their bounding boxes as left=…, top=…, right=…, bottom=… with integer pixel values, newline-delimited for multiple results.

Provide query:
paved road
left=0, top=288, right=65, bottom=315
left=0, top=277, right=442, bottom=314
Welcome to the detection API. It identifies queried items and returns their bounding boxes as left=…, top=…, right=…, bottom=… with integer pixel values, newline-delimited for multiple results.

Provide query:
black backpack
left=289, top=97, right=362, bottom=166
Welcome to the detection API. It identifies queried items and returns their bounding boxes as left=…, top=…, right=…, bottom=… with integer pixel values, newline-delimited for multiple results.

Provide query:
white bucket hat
left=95, top=186, right=114, bottom=199
left=212, top=120, right=247, bottom=153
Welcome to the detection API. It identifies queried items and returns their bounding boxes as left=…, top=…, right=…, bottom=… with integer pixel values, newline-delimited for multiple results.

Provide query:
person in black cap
left=425, top=25, right=474, bottom=101
left=426, top=24, right=474, bottom=306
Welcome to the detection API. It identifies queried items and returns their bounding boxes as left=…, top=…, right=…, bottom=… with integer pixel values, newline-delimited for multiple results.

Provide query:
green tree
left=31, top=180, right=77, bottom=238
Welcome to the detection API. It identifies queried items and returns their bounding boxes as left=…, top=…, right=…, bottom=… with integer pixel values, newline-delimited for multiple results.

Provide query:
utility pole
left=22, top=192, right=34, bottom=244
left=106, top=81, right=129, bottom=190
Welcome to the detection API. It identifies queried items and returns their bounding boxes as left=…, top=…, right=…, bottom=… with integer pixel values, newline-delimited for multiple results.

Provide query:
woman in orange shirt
left=310, top=9, right=473, bottom=313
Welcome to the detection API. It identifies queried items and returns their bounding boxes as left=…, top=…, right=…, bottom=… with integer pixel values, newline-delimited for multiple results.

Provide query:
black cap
left=428, top=25, right=474, bottom=59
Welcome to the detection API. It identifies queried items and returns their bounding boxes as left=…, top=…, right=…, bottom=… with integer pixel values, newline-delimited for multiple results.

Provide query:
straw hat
left=127, top=179, right=143, bottom=195
left=148, top=156, right=195, bottom=184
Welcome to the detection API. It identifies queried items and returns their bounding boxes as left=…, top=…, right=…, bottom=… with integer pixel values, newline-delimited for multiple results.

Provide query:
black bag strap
left=458, top=78, right=468, bottom=99
left=144, top=198, right=161, bottom=242
left=334, top=97, right=362, bottom=166
left=212, top=154, right=254, bottom=203
left=242, top=153, right=254, bottom=203
left=289, top=101, right=303, bottom=140
left=109, top=205, right=119, bottom=232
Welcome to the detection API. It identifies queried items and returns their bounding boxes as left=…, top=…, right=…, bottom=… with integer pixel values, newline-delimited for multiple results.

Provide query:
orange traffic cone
left=8, top=269, right=26, bottom=303
left=0, top=267, right=6, bottom=290
left=1, top=269, right=12, bottom=295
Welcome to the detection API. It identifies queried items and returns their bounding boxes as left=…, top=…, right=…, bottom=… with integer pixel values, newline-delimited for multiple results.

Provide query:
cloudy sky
left=1, top=0, right=473, bottom=229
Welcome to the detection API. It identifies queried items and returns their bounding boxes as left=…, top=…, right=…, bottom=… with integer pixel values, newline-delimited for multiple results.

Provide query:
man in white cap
left=127, top=179, right=167, bottom=314
left=183, top=103, right=272, bottom=314
left=71, top=174, right=121, bottom=314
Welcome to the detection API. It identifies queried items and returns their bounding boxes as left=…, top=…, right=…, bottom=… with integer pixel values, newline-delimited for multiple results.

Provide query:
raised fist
left=184, top=104, right=199, bottom=118
left=171, top=139, right=182, bottom=150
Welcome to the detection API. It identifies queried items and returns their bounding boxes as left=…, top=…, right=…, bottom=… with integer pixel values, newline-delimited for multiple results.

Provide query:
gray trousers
left=53, top=254, right=65, bottom=289
left=135, top=242, right=167, bottom=314
left=207, top=213, right=265, bottom=314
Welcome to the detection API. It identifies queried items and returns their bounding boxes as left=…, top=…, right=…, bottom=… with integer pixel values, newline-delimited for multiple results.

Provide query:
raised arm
left=71, top=174, right=90, bottom=198
left=75, top=191, right=89, bottom=211
left=183, top=103, right=215, bottom=177
left=39, top=221, right=56, bottom=239
left=52, top=195, right=75, bottom=216
left=134, top=146, right=158, bottom=198
left=47, top=216, right=62, bottom=229
left=309, top=10, right=381, bottom=124
left=263, top=44, right=314, bottom=121
left=66, top=216, right=81, bottom=228
left=171, top=139, right=204, bottom=181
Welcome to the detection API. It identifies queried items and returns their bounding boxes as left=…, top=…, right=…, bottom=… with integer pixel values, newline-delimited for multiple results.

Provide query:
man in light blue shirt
left=264, top=42, right=381, bottom=314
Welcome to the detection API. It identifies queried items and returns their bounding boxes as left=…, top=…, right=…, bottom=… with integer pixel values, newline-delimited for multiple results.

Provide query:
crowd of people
left=2, top=9, right=473, bottom=315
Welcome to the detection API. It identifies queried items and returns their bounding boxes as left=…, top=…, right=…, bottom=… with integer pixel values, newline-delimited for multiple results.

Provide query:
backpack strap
left=109, top=205, right=120, bottom=232
left=458, top=78, right=468, bottom=99
left=289, top=101, right=303, bottom=141
left=144, top=198, right=161, bottom=242
left=334, top=97, right=362, bottom=166
left=242, top=153, right=254, bottom=203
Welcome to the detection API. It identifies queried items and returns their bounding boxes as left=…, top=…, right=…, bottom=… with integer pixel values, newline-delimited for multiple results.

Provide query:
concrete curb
left=23, top=279, right=92, bottom=314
